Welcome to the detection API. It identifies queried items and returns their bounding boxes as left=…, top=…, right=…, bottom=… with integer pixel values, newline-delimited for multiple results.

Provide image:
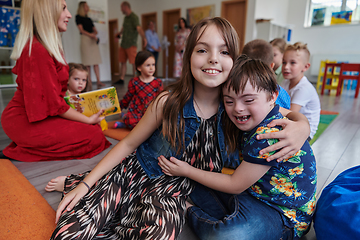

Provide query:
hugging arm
left=257, top=108, right=310, bottom=162
left=158, top=156, right=270, bottom=195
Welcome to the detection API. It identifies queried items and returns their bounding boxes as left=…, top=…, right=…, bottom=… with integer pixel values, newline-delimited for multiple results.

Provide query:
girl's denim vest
left=136, top=95, right=240, bottom=179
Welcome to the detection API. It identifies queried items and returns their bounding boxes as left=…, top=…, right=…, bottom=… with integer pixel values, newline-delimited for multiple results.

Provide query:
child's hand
left=158, top=155, right=190, bottom=177
left=55, top=183, right=88, bottom=223
left=88, top=109, right=105, bottom=124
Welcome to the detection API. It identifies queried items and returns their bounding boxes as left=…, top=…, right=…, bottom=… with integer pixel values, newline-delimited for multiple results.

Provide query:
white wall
left=62, top=0, right=360, bottom=82
left=255, top=0, right=289, bottom=26
left=286, top=0, right=360, bottom=82
left=111, top=0, right=257, bottom=77
left=62, top=0, right=111, bottom=82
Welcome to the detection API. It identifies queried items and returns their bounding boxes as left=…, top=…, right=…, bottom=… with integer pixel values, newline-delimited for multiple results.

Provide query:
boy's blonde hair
left=10, top=0, right=65, bottom=65
left=270, top=38, right=287, bottom=54
left=77, top=1, right=88, bottom=17
left=285, top=42, right=310, bottom=62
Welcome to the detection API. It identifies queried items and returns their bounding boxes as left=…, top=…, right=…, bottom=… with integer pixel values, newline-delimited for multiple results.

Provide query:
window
left=307, top=0, right=360, bottom=27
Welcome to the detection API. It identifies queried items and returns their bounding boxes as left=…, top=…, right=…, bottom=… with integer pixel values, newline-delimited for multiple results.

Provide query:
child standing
left=66, top=63, right=88, bottom=95
left=270, top=38, right=287, bottom=85
left=115, top=50, right=163, bottom=129
left=159, top=55, right=317, bottom=240
left=242, top=39, right=291, bottom=109
left=281, top=42, right=321, bottom=140
left=46, top=18, right=309, bottom=240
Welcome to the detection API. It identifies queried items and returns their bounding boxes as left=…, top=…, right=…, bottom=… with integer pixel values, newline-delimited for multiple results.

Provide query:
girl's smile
left=191, top=24, right=233, bottom=90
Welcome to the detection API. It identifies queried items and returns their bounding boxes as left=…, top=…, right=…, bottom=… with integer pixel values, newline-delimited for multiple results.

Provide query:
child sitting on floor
left=158, top=55, right=317, bottom=240
left=281, top=42, right=321, bottom=140
left=67, top=62, right=108, bottom=130
left=67, top=63, right=88, bottom=95
left=115, top=50, right=163, bottom=129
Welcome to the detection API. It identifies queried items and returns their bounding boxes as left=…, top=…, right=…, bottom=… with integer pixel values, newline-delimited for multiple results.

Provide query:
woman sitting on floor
left=0, top=0, right=111, bottom=162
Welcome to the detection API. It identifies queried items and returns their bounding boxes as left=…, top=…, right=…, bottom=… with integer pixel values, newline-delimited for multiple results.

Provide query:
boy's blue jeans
left=187, top=182, right=294, bottom=240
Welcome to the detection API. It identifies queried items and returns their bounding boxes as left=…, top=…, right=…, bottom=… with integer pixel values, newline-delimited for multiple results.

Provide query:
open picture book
left=64, top=87, right=121, bottom=117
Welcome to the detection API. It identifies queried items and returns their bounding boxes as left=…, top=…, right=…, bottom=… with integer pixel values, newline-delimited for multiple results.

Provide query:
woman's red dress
left=1, top=38, right=111, bottom=162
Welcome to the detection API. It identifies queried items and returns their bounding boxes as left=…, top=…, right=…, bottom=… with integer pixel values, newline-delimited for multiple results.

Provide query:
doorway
left=162, top=9, right=180, bottom=79
left=142, top=12, right=157, bottom=39
left=109, top=19, right=119, bottom=82
left=222, top=0, right=247, bottom=51
left=141, top=12, right=159, bottom=75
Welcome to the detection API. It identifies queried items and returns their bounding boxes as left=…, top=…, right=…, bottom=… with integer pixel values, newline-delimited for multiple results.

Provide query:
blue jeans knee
left=187, top=191, right=293, bottom=240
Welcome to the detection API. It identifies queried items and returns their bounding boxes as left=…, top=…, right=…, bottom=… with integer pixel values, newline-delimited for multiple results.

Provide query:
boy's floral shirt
left=240, top=105, right=317, bottom=239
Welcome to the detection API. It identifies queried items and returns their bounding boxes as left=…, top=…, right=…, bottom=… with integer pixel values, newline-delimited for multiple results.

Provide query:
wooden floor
left=1, top=79, right=360, bottom=240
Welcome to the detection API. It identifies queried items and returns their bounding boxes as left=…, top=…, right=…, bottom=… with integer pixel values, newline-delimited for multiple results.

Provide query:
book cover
left=64, top=87, right=120, bottom=117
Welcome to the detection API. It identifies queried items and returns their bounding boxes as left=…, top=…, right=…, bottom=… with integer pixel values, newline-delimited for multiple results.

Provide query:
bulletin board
left=186, top=5, right=215, bottom=27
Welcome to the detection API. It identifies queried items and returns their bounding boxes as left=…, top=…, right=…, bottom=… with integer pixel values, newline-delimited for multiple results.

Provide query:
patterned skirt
left=51, top=153, right=193, bottom=240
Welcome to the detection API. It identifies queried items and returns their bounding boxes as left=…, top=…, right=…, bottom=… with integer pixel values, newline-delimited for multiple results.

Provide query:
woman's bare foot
left=45, top=176, right=66, bottom=192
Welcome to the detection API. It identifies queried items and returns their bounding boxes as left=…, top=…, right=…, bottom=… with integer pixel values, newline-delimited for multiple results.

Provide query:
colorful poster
left=312, top=8, right=326, bottom=26
left=186, top=5, right=215, bottom=27
left=331, top=10, right=352, bottom=25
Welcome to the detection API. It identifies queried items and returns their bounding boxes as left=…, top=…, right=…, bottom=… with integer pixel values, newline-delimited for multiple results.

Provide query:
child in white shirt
left=281, top=42, right=321, bottom=139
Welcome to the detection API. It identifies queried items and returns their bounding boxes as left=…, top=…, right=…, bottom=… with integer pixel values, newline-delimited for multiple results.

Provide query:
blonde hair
left=285, top=42, right=310, bottom=62
left=10, top=0, right=65, bottom=65
left=270, top=38, right=287, bottom=54
left=77, top=1, right=87, bottom=17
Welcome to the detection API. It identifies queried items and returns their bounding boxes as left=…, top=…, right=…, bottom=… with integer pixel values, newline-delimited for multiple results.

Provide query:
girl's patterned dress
left=51, top=115, right=222, bottom=240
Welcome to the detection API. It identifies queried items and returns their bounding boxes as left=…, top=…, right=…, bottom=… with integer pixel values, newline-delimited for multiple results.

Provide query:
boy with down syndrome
left=159, top=55, right=317, bottom=240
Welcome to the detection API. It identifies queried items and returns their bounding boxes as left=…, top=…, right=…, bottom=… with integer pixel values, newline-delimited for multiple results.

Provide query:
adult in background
left=116, top=1, right=147, bottom=84
left=145, top=21, right=161, bottom=67
left=0, top=0, right=111, bottom=162
left=76, top=1, right=104, bottom=89
left=173, top=17, right=191, bottom=78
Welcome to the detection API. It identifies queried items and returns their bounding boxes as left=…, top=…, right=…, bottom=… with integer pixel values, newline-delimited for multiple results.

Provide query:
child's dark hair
left=68, top=62, right=88, bottom=93
left=222, top=54, right=278, bottom=153
left=135, top=51, right=155, bottom=75
left=242, top=39, right=274, bottom=66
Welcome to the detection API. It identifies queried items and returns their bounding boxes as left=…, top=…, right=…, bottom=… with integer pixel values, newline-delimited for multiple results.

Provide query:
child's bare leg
left=45, top=176, right=66, bottom=192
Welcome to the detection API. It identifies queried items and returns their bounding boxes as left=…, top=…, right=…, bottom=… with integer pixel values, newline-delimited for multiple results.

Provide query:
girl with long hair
left=46, top=17, right=310, bottom=239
